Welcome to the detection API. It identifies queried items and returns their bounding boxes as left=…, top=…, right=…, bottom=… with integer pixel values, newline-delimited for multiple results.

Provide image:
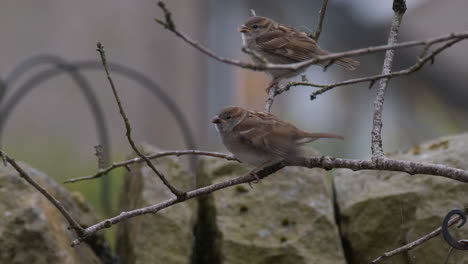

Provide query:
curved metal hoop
left=0, top=55, right=198, bottom=214
left=0, top=55, right=110, bottom=157
left=73, top=60, right=198, bottom=152
left=0, top=56, right=197, bottom=161
left=442, top=208, right=468, bottom=250
left=0, top=55, right=113, bottom=214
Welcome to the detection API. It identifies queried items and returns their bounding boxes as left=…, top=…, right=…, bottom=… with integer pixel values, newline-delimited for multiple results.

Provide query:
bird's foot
left=246, top=167, right=262, bottom=188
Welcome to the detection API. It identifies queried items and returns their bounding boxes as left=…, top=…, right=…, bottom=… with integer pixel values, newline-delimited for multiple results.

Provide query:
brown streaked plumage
left=239, top=16, right=359, bottom=81
left=212, top=106, right=343, bottom=166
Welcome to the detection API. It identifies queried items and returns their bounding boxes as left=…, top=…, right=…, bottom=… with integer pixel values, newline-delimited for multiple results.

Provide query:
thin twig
left=64, top=150, right=238, bottom=183
left=274, top=37, right=464, bottom=100
left=311, top=0, right=329, bottom=41
left=71, top=154, right=468, bottom=246
left=96, top=42, right=184, bottom=198
left=372, top=214, right=462, bottom=263
left=241, top=47, right=269, bottom=65
left=154, top=3, right=468, bottom=73
left=313, top=39, right=462, bottom=99
left=0, top=150, right=85, bottom=236
left=371, top=0, right=407, bottom=159
left=156, top=1, right=175, bottom=31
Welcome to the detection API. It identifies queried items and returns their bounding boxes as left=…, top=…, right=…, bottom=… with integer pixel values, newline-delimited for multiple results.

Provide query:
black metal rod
left=0, top=55, right=113, bottom=215
left=442, top=208, right=468, bottom=250
left=0, top=56, right=198, bottom=215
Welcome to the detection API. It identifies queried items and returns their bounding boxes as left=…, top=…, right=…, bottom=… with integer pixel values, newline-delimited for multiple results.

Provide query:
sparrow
left=212, top=106, right=343, bottom=166
left=239, top=16, right=360, bottom=82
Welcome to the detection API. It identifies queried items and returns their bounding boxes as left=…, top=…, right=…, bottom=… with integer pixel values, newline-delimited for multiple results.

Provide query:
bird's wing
left=235, top=111, right=299, bottom=161
left=256, top=26, right=325, bottom=62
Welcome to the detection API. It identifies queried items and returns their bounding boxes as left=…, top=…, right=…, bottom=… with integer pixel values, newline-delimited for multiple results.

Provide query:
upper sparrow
left=239, top=16, right=360, bottom=82
left=212, top=106, right=343, bottom=166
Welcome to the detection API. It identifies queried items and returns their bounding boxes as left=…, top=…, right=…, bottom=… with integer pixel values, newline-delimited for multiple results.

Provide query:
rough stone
left=0, top=161, right=105, bottom=264
left=116, top=144, right=197, bottom=264
left=335, top=133, right=468, bottom=263
left=200, top=155, right=346, bottom=264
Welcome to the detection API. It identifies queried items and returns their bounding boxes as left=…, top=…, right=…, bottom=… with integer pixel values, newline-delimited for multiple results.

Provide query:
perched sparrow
left=212, top=106, right=343, bottom=166
left=239, top=16, right=359, bottom=82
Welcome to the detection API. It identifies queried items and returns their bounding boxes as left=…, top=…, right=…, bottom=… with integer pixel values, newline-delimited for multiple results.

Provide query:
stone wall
left=4, top=133, right=468, bottom=263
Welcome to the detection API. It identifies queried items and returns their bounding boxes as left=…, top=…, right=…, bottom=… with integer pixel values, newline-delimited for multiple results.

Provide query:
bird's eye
left=226, top=115, right=232, bottom=120
left=252, top=24, right=258, bottom=29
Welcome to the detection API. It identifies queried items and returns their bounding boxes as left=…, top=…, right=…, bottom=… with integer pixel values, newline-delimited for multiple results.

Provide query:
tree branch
left=371, top=0, right=406, bottom=159
left=96, top=43, right=184, bottom=198
left=64, top=150, right=238, bottom=183
left=0, top=150, right=85, bottom=236
left=156, top=1, right=175, bottom=31
left=264, top=83, right=278, bottom=112
left=154, top=2, right=468, bottom=73
left=273, top=36, right=463, bottom=100
left=70, top=154, right=468, bottom=246
left=310, top=0, right=329, bottom=41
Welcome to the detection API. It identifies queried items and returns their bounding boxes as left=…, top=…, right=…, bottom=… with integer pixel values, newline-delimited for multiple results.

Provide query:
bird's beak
left=211, top=116, right=221, bottom=124
left=239, top=26, right=251, bottom=33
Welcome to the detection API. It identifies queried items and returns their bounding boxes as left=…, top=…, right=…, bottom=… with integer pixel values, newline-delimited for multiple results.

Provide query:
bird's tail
left=297, top=132, right=344, bottom=144
left=334, top=57, right=360, bottom=71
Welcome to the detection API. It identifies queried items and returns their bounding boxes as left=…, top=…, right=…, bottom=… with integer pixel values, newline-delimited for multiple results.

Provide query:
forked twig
left=96, top=42, right=184, bottom=198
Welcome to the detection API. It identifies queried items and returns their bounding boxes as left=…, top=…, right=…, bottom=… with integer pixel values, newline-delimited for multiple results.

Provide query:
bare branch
left=302, top=156, right=468, bottom=182
left=241, top=47, right=269, bottom=65
left=69, top=161, right=285, bottom=246
left=264, top=83, right=279, bottom=112
left=70, top=154, right=468, bottom=246
left=154, top=3, right=468, bottom=73
left=96, top=42, right=184, bottom=198
left=371, top=0, right=406, bottom=159
left=311, top=0, right=329, bottom=41
left=372, top=209, right=465, bottom=263
left=156, top=1, right=175, bottom=31
left=313, top=39, right=462, bottom=99
left=274, top=37, right=463, bottom=100
left=0, top=150, right=85, bottom=236
left=64, top=150, right=238, bottom=184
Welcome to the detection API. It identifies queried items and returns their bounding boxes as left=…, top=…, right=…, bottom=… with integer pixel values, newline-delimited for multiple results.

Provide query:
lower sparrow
left=239, top=16, right=359, bottom=82
left=212, top=106, right=343, bottom=166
